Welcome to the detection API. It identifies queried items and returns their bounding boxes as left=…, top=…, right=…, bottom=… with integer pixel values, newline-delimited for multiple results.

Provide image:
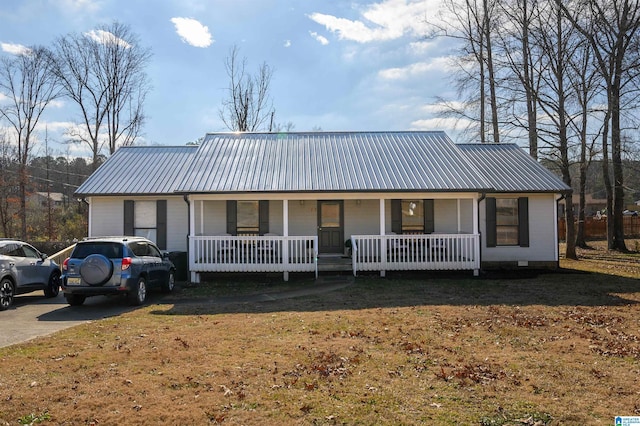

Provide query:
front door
left=318, top=200, right=344, bottom=254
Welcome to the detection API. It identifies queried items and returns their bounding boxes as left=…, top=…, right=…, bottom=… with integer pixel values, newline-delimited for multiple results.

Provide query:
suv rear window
left=72, top=242, right=124, bottom=259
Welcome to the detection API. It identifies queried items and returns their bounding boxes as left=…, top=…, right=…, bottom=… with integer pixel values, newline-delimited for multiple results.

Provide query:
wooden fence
left=558, top=216, right=640, bottom=240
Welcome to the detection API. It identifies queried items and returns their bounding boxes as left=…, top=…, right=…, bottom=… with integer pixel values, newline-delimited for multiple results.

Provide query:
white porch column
left=473, top=194, right=480, bottom=276
left=283, top=199, right=289, bottom=281
left=189, top=196, right=199, bottom=283
left=380, top=198, right=386, bottom=277
left=199, top=200, right=204, bottom=235
left=457, top=198, right=461, bottom=233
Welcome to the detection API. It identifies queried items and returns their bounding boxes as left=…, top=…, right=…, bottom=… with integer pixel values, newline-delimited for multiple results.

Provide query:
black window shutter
left=518, top=197, right=530, bottom=247
left=486, top=197, right=497, bottom=247
left=226, top=200, right=237, bottom=235
left=156, top=200, right=167, bottom=250
left=124, top=200, right=134, bottom=235
left=259, top=201, right=269, bottom=235
left=391, top=199, right=402, bottom=234
left=424, top=199, right=434, bottom=233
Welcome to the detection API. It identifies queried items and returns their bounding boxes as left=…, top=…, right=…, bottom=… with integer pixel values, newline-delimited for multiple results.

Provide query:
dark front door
left=318, top=200, right=344, bottom=254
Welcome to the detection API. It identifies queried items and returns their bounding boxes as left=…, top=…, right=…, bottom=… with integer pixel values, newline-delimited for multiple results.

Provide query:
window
left=486, top=197, right=529, bottom=248
left=227, top=200, right=269, bottom=235
left=237, top=201, right=260, bottom=234
left=124, top=200, right=167, bottom=249
left=401, top=200, right=424, bottom=233
left=496, top=199, right=519, bottom=245
left=134, top=200, right=157, bottom=241
left=391, top=199, right=434, bottom=234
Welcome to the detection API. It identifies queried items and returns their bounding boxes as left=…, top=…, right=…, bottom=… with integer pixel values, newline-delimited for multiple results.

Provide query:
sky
left=0, top=0, right=464, bottom=157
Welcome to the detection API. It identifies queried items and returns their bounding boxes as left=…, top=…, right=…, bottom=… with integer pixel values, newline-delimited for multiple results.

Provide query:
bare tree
left=495, top=0, right=545, bottom=157
left=560, top=0, right=640, bottom=251
left=0, top=46, right=60, bottom=239
left=433, top=0, right=502, bottom=143
left=53, top=22, right=151, bottom=169
left=219, top=45, right=275, bottom=132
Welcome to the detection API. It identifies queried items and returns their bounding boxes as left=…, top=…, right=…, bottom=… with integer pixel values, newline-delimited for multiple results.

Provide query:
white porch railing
left=351, top=234, right=480, bottom=275
left=190, top=235, right=318, bottom=275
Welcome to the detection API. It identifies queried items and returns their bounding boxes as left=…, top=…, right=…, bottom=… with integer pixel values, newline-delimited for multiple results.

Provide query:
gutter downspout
left=555, top=193, right=567, bottom=268
left=183, top=194, right=191, bottom=282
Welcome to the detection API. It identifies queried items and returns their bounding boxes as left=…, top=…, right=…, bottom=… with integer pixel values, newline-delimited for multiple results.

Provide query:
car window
left=0, top=243, right=21, bottom=256
left=22, top=245, right=40, bottom=258
left=0, top=243, right=25, bottom=257
left=147, top=244, right=162, bottom=258
left=72, top=242, right=123, bottom=259
left=129, top=242, right=149, bottom=257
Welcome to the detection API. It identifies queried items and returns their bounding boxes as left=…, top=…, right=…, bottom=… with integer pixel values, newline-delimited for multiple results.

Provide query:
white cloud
left=84, top=30, right=131, bottom=48
left=1, top=42, right=31, bottom=55
left=378, top=56, right=452, bottom=80
left=308, top=0, right=435, bottom=43
left=170, top=17, right=213, bottom=48
left=309, top=31, right=329, bottom=45
left=284, top=40, right=291, bottom=48
left=410, top=116, right=473, bottom=133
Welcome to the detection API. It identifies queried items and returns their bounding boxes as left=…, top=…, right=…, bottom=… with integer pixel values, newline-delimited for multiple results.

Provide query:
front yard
left=0, top=240, right=638, bottom=425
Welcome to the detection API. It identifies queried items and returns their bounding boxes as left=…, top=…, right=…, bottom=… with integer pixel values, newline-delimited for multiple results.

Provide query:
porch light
left=299, top=200, right=305, bottom=206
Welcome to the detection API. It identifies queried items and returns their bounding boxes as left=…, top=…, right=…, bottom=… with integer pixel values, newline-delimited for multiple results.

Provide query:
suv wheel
left=0, top=278, right=15, bottom=311
left=128, top=277, right=147, bottom=306
left=65, top=294, right=86, bottom=306
left=44, top=270, right=61, bottom=298
left=163, top=270, right=175, bottom=293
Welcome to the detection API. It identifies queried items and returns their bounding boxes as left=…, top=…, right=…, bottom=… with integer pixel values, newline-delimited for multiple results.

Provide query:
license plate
left=66, top=277, right=81, bottom=285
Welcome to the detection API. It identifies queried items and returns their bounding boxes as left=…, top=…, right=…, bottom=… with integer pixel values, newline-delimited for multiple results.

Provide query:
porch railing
left=351, top=234, right=480, bottom=275
left=190, top=235, right=318, bottom=275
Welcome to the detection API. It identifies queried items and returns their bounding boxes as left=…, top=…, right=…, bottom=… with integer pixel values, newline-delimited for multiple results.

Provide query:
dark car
left=0, top=239, right=61, bottom=310
left=61, top=237, right=175, bottom=306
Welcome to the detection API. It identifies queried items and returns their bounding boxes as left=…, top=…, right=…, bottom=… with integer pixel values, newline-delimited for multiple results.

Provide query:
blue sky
left=0, top=0, right=463, bottom=157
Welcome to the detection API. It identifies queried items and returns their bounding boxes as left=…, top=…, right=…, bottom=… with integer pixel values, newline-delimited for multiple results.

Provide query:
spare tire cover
left=80, top=254, right=114, bottom=286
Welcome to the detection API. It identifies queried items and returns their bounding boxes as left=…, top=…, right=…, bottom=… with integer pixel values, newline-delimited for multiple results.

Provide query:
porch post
left=472, top=194, right=480, bottom=276
left=283, top=199, right=289, bottom=281
left=380, top=198, right=386, bottom=277
left=457, top=198, right=461, bottom=233
left=189, top=197, right=199, bottom=283
left=199, top=200, right=204, bottom=235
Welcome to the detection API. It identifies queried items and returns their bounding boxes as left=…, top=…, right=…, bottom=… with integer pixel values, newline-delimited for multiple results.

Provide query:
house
left=28, top=192, right=67, bottom=208
left=74, top=131, right=570, bottom=282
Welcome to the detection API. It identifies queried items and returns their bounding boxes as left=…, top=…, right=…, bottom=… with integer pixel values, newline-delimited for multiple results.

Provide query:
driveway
left=0, top=291, right=142, bottom=348
left=0, top=277, right=354, bottom=348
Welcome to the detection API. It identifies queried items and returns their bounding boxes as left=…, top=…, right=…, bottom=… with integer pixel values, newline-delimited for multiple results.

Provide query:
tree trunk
left=610, top=80, right=627, bottom=251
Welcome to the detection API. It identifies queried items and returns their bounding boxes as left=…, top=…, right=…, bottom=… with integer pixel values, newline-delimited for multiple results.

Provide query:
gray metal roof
left=176, top=131, right=494, bottom=193
left=457, top=143, right=571, bottom=193
left=75, top=132, right=570, bottom=196
left=75, top=146, right=198, bottom=196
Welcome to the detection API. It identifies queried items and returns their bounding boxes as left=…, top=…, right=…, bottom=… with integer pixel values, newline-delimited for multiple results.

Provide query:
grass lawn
left=0, top=240, right=638, bottom=425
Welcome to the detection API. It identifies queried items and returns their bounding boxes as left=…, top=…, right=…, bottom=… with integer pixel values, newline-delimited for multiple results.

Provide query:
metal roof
left=75, top=132, right=570, bottom=196
left=75, top=146, right=198, bottom=196
left=176, top=131, right=494, bottom=193
left=457, top=143, right=571, bottom=193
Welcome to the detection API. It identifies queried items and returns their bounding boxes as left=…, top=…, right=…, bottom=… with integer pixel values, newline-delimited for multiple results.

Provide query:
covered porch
left=187, top=193, right=481, bottom=282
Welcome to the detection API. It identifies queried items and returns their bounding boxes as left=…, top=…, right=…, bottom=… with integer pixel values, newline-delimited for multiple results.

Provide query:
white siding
left=480, top=193, right=558, bottom=262
left=288, top=200, right=316, bottom=235
left=88, top=196, right=188, bottom=252
left=90, top=197, right=124, bottom=237
left=166, top=197, right=188, bottom=251
left=345, top=199, right=379, bottom=236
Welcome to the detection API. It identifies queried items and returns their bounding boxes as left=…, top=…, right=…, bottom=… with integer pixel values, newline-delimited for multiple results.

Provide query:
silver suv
left=61, top=237, right=175, bottom=306
left=0, top=239, right=61, bottom=310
